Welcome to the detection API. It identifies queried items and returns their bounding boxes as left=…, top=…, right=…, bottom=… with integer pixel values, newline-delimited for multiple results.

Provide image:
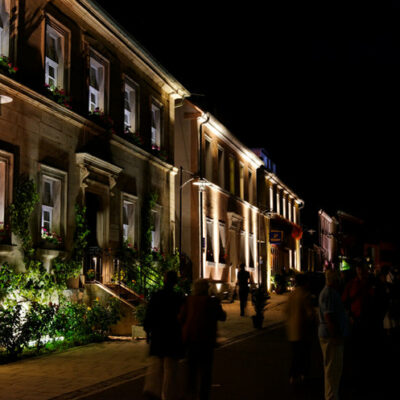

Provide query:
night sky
left=95, top=0, right=400, bottom=241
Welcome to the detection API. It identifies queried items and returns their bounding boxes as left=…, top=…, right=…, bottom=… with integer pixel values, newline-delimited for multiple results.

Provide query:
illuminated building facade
left=0, top=1, right=188, bottom=289
left=175, top=102, right=304, bottom=290
left=256, top=151, right=304, bottom=288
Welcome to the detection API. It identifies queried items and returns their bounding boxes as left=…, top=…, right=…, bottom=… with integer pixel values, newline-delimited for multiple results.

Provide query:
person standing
left=318, top=269, right=349, bottom=400
left=285, top=273, right=316, bottom=384
left=180, top=279, right=226, bottom=400
left=143, top=270, right=184, bottom=400
left=237, top=263, right=251, bottom=316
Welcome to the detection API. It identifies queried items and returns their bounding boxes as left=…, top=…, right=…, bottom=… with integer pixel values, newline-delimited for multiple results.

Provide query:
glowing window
left=0, top=0, right=10, bottom=57
left=151, top=103, right=161, bottom=149
left=124, top=81, right=137, bottom=133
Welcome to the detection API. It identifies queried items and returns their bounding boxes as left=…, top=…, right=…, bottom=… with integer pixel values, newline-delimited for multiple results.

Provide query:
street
left=76, top=324, right=398, bottom=400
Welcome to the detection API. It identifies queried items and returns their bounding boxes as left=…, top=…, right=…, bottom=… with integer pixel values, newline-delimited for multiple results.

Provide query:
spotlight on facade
left=0, top=95, right=13, bottom=104
left=192, top=177, right=209, bottom=191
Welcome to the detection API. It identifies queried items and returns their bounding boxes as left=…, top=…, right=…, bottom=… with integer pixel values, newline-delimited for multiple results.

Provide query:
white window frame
left=88, top=50, right=108, bottom=113
left=45, top=27, right=64, bottom=88
left=124, top=80, right=138, bottom=133
left=150, top=205, right=161, bottom=251
left=0, top=149, right=13, bottom=231
left=44, top=17, right=70, bottom=91
left=41, top=204, right=53, bottom=234
left=122, top=194, right=137, bottom=245
left=0, top=0, right=10, bottom=57
left=151, top=101, right=162, bottom=149
left=39, top=165, right=67, bottom=240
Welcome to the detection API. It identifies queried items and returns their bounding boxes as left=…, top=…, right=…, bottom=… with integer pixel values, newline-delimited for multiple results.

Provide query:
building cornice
left=63, top=0, right=190, bottom=99
left=110, top=134, right=178, bottom=175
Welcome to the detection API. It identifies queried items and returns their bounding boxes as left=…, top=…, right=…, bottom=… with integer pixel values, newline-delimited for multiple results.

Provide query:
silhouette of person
left=285, top=273, right=316, bottom=384
left=318, top=269, right=349, bottom=400
left=237, top=263, right=250, bottom=316
left=143, top=270, right=184, bottom=400
left=180, top=279, right=226, bottom=400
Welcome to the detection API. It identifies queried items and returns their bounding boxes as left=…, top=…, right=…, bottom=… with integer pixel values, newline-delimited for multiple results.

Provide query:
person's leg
left=143, top=356, right=163, bottom=399
left=320, top=338, right=343, bottom=400
left=198, top=347, right=214, bottom=400
left=162, top=357, right=179, bottom=400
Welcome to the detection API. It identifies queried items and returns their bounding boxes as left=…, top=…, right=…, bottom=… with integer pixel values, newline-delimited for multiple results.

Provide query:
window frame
left=44, top=16, right=70, bottom=91
left=151, top=99, right=163, bottom=149
left=88, top=49, right=109, bottom=113
left=121, top=193, right=138, bottom=246
left=0, top=149, right=13, bottom=234
left=123, top=78, right=139, bottom=134
left=0, top=0, right=10, bottom=57
left=38, top=164, right=68, bottom=241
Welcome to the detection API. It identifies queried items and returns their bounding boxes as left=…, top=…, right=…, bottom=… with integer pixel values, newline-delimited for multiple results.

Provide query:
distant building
left=318, top=210, right=338, bottom=269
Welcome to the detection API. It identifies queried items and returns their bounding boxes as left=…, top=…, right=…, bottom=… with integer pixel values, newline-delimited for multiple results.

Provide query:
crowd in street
left=142, top=271, right=226, bottom=400
left=286, top=264, right=400, bottom=400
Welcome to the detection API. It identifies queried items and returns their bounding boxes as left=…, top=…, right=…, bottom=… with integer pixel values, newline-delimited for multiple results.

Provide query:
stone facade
left=0, top=0, right=189, bottom=286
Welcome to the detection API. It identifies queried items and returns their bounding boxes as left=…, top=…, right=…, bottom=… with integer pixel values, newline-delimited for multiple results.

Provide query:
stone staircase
left=104, top=283, right=144, bottom=307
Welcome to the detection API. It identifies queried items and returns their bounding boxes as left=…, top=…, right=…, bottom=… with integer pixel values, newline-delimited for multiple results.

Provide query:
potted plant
left=251, top=286, right=270, bottom=329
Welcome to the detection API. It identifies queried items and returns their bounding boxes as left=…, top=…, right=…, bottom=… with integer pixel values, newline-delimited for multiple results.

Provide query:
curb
left=49, top=319, right=286, bottom=400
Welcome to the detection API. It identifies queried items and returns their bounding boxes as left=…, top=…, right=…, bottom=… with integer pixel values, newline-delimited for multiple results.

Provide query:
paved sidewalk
left=0, top=293, right=288, bottom=400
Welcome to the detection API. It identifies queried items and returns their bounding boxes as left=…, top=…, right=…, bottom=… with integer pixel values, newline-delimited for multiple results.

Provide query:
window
left=124, top=81, right=137, bottom=133
left=229, top=156, right=235, bottom=195
left=89, top=51, right=108, bottom=112
left=205, top=137, right=212, bottom=181
left=151, top=208, right=160, bottom=251
left=122, top=197, right=136, bottom=245
left=218, top=222, right=226, bottom=264
left=0, top=0, right=10, bottom=57
left=151, top=102, right=161, bottom=149
left=218, top=147, right=224, bottom=188
left=39, top=165, right=67, bottom=242
left=45, top=26, right=63, bottom=88
left=0, top=149, right=13, bottom=236
left=248, top=170, right=253, bottom=203
left=239, top=163, right=244, bottom=200
left=249, top=233, right=255, bottom=268
left=269, top=183, right=274, bottom=211
left=206, top=218, right=214, bottom=262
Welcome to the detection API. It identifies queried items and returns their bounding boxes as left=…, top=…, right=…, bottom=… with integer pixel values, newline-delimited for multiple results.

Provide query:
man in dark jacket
left=143, top=270, right=184, bottom=400
left=237, top=263, right=251, bottom=316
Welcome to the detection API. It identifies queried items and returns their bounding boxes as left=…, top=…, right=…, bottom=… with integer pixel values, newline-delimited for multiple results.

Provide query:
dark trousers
left=239, top=289, right=249, bottom=316
left=187, top=343, right=214, bottom=400
left=289, top=340, right=310, bottom=379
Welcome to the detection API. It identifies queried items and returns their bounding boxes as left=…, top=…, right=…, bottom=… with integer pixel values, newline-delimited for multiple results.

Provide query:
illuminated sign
left=270, top=230, right=283, bottom=244
left=340, top=259, right=351, bottom=271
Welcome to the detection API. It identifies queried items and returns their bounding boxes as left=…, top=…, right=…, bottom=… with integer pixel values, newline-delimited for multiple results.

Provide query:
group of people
left=143, top=271, right=226, bottom=400
left=286, top=264, right=400, bottom=400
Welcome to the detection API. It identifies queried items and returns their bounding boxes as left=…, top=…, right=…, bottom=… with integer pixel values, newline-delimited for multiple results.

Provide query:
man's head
left=325, top=269, right=340, bottom=289
left=239, top=263, right=246, bottom=271
left=192, top=279, right=209, bottom=296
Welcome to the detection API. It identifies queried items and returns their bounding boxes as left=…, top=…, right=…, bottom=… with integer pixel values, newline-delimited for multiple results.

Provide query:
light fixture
left=192, top=177, right=209, bottom=191
left=0, top=95, right=13, bottom=104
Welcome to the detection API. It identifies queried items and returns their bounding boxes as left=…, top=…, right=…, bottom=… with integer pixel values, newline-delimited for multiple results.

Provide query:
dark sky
left=95, top=0, right=400, bottom=240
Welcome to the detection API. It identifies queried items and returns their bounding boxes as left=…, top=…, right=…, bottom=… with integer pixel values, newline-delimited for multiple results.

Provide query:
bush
left=0, top=304, right=30, bottom=357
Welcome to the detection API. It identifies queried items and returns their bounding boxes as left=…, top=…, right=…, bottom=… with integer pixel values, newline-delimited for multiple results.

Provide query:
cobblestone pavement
left=0, top=294, right=288, bottom=400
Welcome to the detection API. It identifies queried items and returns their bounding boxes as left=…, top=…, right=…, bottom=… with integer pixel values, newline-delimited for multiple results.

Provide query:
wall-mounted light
left=0, top=95, right=13, bottom=104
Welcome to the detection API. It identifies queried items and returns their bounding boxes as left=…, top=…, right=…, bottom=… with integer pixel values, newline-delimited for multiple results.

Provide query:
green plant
left=8, top=175, right=40, bottom=263
left=0, top=55, right=18, bottom=76
left=86, top=299, right=120, bottom=338
left=41, top=228, right=62, bottom=245
left=44, top=84, right=72, bottom=109
left=88, top=108, right=116, bottom=134
left=0, top=304, right=30, bottom=357
left=133, top=302, right=147, bottom=326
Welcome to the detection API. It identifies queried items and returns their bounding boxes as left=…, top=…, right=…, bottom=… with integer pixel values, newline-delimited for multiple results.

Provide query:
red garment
left=180, top=295, right=226, bottom=346
left=342, top=277, right=373, bottom=319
